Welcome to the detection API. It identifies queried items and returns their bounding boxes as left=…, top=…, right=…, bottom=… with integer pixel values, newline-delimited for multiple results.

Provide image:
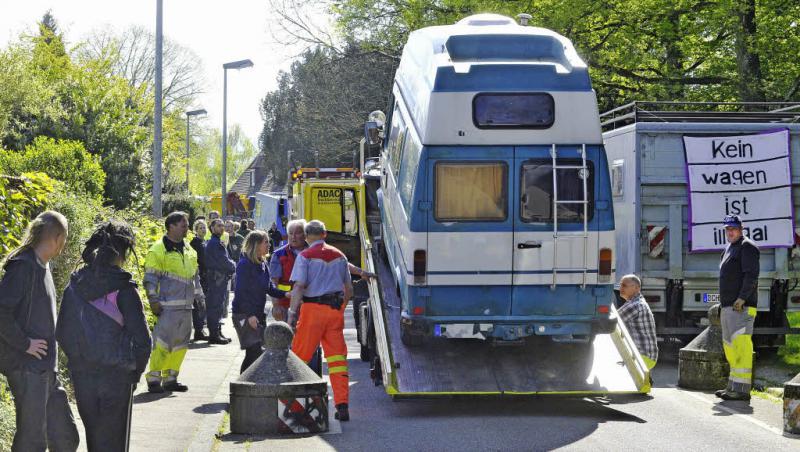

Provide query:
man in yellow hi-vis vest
left=716, top=215, right=759, bottom=402
left=144, top=211, right=204, bottom=393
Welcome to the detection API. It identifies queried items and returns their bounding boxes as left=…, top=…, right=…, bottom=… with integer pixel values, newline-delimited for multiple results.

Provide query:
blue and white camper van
left=377, top=14, right=616, bottom=345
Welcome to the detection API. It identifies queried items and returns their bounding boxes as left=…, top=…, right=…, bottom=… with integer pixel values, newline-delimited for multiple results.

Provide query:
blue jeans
left=6, top=367, right=79, bottom=452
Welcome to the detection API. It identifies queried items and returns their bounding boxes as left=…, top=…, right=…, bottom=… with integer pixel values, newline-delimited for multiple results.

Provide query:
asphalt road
left=216, top=305, right=799, bottom=452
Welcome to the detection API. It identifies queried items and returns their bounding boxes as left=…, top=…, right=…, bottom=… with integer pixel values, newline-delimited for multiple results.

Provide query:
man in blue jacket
left=204, top=219, right=236, bottom=345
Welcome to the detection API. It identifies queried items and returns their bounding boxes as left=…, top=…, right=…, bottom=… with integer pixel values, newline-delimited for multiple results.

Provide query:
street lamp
left=185, top=109, right=207, bottom=194
left=153, top=0, right=164, bottom=217
left=221, top=59, right=254, bottom=217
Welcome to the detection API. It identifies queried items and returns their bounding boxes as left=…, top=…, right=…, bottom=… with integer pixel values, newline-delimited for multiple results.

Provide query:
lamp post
left=152, top=0, right=163, bottom=216
left=221, top=59, right=254, bottom=217
left=185, top=109, right=207, bottom=194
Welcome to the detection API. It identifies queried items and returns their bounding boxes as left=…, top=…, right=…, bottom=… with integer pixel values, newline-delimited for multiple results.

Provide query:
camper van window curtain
left=472, top=93, right=554, bottom=129
left=435, top=163, right=507, bottom=221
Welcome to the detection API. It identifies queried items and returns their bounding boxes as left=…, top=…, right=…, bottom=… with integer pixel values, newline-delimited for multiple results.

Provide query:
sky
left=0, top=0, right=330, bottom=145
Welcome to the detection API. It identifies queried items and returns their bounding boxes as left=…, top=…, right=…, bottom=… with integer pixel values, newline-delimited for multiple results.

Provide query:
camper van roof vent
left=456, top=14, right=516, bottom=27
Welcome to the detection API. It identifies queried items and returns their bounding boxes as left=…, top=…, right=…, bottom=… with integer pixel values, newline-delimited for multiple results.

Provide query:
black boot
left=208, top=326, right=231, bottom=345
left=193, top=328, right=208, bottom=342
left=334, top=403, right=349, bottom=421
left=147, top=382, right=164, bottom=393
left=163, top=381, right=189, bottom=392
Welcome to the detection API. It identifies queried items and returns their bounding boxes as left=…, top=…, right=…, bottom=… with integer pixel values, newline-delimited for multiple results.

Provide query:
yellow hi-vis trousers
left=721, top=306, right=756, bottom=394
left=147, top=309, right=192, bottom=384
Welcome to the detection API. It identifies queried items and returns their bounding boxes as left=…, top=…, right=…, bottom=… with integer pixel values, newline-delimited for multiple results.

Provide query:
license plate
left=702, top=293, right=720, bottom=303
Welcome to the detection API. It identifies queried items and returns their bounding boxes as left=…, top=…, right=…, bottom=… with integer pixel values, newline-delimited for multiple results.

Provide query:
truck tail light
left=413, top=249, right=426, bottom=284
left=599, top=248, right=612, bottom=283
left=597, top=305, right=610, bottom=314
left=412, top=306, right=425, bottom=315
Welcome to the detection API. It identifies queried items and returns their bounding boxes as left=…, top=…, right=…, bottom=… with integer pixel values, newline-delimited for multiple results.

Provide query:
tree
left=189, top=124, right=259, bottom=196
left=258, top=45, right=396, bottom=185
left=78, top=25, right=206, bottom=111
left=326, top=0, right=800, bottom=110
left=0, top=137, right=106, bottom=200
left=0, top=15, right=157, bottom=209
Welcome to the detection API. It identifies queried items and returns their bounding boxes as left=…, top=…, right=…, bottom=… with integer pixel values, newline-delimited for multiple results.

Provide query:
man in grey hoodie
left=0, top=211, right=79, bottom=452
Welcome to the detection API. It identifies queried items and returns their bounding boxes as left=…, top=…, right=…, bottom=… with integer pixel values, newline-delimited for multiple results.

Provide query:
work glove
left=733, top=298, right=746, bottom=312
left=150, top=301, right=163, bottom=316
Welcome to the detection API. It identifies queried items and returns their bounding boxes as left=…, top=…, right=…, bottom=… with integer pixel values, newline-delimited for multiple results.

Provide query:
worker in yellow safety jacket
left=144, top=211, right=204, bottom=393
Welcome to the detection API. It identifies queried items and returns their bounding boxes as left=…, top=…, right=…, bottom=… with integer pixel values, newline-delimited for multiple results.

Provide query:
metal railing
left=600, top=101, right=800, bottom=131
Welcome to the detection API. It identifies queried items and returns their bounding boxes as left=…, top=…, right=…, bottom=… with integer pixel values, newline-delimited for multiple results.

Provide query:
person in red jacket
left=269, top=220, right=308, bottom=322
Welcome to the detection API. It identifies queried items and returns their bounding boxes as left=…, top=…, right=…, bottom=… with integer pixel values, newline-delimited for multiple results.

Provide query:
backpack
left=57, top=285, right=136, bottom=372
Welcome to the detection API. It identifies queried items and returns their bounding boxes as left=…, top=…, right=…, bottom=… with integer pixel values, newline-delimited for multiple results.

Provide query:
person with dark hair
left=57, top=220, right=152, bottom=452
left=204, top=219, right=236, bottom=345
left=232, top=230, right=287, bottom=373
left=268, top=222, right=283, bottom=252
left=226, top=220, right=244, bottom=264
left=143, top=211, right=204, bottom=393
left=238, top=219, right=249, bottom=238
left=0, top=211, right=80, bottom=451
left=205, top=211, right=229, bottom=245
left=190, top=220, right=209, bottom=342
left=225, top=220, right=245, bottom=314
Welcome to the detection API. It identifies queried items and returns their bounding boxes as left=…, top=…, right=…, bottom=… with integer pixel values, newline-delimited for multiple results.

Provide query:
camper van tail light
left=597, top=305, right=610, bottom=314
left=598, top=248, right=612, bottom=283
left=412, top=306, right=425, bottom=315
left=791, top=296, right=800, bottom=304
left=413, top=250, right=427, bottom=284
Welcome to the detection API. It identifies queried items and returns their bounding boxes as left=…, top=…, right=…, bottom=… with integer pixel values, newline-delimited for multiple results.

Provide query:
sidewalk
left=73, top=308, right=244, bottom=452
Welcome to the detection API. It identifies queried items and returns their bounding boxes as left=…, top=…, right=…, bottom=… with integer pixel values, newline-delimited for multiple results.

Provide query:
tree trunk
left=734, top=0, right=765, bottom=102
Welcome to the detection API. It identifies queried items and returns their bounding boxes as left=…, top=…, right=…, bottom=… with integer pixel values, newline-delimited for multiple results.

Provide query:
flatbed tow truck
left=358, top=213, right=652, bottom=397
left=288, top=165, right=652, bottom=397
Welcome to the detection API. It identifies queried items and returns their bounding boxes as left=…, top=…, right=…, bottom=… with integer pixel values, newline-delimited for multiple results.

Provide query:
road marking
left=668, top=385, right=784, bottom=436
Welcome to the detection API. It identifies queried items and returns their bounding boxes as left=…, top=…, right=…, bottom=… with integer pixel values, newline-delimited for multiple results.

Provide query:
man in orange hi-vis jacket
left=287, top=219, right=353, bottom=422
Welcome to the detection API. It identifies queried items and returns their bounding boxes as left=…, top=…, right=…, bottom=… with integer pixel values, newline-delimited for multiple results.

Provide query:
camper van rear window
left=472, top=93, right=554, bottom=129
left=520, top=159, right=594, bottom=223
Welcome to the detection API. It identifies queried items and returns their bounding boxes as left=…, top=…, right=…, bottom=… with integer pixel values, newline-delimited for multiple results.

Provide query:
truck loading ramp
left=364, top=242, right=651, bottom=397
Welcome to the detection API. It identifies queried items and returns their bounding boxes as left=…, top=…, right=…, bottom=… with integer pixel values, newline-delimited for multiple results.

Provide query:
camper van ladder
left=550, top=144, right=590, bottom=290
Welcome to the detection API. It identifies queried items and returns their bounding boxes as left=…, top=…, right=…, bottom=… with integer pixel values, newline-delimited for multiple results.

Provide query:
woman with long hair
left=189, top=219, right=209, bottom=341
left=0, top=210, right=79, bottom=451
left=232, top=230, right=287, bottom=373
left=57, top=220, right=152, bottom=452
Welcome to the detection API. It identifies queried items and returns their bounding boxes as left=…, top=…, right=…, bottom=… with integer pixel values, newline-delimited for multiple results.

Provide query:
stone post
left=229, top=322, right=328, bottom=434
left=678, top=304, right=729, bottom=390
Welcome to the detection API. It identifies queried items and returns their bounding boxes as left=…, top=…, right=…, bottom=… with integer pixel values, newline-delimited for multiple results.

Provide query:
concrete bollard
left=229, top=322, right=328, bottom=435
left=784, top=372, right=800, bottom=435
left=678, top=304, right=729, bottom=390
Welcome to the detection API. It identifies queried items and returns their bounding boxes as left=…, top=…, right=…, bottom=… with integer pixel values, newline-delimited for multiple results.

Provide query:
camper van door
left=511, top=145, right=598, bottom=316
